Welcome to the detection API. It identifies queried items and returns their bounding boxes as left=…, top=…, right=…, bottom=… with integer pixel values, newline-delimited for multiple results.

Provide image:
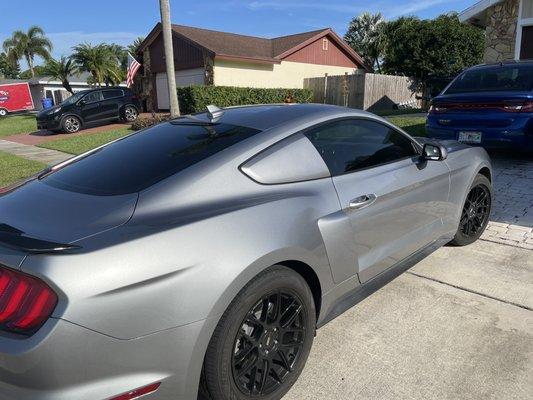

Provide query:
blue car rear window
left=445, top=65, right=533, bottom=94
left=42, top=122, right=261, bottom=196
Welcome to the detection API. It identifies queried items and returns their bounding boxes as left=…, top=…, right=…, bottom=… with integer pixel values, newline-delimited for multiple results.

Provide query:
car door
left=100, top=89, right=124, bottom=120
left=304, top=118, right=451, bottom=283
left=79, top=90, right=103, bottom=122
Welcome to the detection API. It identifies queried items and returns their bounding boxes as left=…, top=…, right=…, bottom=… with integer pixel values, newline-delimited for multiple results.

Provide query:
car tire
left=122, top=106, right=138, bottom=123
left=0, top=108, right=7, bottom=117
left=61, top=116, right=81, bottom=134
left=449, top=174, right=492, bottom=246
left=202, top=265, right=316, bottom=400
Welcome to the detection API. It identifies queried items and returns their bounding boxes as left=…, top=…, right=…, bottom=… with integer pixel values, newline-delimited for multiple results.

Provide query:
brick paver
left=480, top=153, right=533, bottom=250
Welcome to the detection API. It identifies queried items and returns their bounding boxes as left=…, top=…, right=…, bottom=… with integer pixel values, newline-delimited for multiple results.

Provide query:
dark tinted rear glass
left=445, top=65, right=533, bottom=94
left=42, top=122, right=261, bottom=195
left=102, top=89, right=124, bottom=99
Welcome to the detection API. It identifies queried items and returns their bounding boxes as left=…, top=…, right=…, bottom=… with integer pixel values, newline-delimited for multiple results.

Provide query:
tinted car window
left=305, top=119, right=417, bottom=176
left=102, top=89, right=124, bottom=99
left=445, top=65, right=533, bottom=93
left=42, top=122, right=262, bottom=195
left=83, top=91, right=102, bottom=103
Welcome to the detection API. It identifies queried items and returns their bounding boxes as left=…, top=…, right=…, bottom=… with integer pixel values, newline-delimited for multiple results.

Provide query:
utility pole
left=159, top=0, right=180, bottom=117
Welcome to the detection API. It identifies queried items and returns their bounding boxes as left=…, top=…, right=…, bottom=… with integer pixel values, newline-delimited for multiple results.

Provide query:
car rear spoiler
left=0, top=224, right=81, bottom=253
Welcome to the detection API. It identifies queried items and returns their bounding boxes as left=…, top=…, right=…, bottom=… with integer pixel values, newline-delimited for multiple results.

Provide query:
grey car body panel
left=240, top=133, right=331, bottom=184
left=0, top=104, right=492, bottom=400
left=0, top=181, right=138, bottom=243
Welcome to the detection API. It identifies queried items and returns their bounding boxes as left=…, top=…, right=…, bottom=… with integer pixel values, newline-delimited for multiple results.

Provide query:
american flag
left=126, top=53, right=141, bottom=88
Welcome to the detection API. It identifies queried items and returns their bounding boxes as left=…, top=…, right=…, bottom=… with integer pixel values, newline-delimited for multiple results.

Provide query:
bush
left=177, top=86, right=314, bottom=114
left=131, top=113, right=171, bottom=131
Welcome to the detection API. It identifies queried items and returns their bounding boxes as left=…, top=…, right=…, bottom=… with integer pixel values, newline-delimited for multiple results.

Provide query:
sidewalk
left=0, top=139, right=70, bottom=165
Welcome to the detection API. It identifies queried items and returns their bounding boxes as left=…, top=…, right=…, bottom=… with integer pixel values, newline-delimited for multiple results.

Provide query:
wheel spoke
left=258, top=358, right=270, bottom=394
left=277, top=349, right=292, bottom=372
left=281, top=305, right=302, bottom=329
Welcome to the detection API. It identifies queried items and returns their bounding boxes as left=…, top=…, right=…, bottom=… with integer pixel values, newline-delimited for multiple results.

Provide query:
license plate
left=458, top=131, right=482, bottom=143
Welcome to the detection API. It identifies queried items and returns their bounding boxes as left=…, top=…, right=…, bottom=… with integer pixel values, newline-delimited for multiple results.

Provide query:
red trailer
left=0, top=82, right=34, bottom=116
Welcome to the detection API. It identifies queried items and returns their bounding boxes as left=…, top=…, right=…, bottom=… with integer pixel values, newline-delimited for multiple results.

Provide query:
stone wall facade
left=484, top=0, right=519, bottom=62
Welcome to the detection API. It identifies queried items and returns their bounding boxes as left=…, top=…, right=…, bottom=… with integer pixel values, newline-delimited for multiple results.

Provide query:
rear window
left=102, top=89, right=124, bottom=99
left=445, top=65, right=533, bottom=94
left=42, top=122, right=261, bottom=195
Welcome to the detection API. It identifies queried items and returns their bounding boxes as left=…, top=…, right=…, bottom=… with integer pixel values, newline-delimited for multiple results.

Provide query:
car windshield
left=445, top=65, right=533, bottom=94
left=60, top=91, right=89, bottom=106
left=41, top=122, right=262, bottom=196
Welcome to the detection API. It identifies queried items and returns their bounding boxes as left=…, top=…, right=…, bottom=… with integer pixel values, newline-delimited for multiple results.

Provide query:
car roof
left=182, top=103, right=374, bottom=131
left=467, top=60, right=533, bottom=70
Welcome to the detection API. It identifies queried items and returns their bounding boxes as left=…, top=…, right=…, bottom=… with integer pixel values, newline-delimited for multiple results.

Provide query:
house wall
left=148, top=32, right=205, bottom=73
left=284, top=36, right=359, bottom=68
left=483, top=0, right=519, bottom=62
left=213, top=60, right=357, bottom=89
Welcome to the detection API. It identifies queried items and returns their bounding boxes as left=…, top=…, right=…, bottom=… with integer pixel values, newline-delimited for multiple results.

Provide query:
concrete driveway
left=286, top=152, right=533, bottom=400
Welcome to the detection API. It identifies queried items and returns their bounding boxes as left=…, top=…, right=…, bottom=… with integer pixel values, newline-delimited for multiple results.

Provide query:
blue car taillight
left=0, top=266, right=58, bottom=335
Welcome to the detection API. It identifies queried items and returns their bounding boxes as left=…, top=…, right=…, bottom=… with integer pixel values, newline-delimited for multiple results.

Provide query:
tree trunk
left=159, top=0, right=180, bottom=117
left=26, top=54, right=35, bottom=78
left=62, top=80, right=74, bottom=94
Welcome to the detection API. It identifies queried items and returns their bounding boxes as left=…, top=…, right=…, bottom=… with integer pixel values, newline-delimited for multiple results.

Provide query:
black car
left=36, top=87, right=141, bottom=133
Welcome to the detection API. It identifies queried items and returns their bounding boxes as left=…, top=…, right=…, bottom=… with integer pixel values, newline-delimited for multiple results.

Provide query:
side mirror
left=422, top=143, right=447, bottom=161
left=77, top=99, right=86, bottom=106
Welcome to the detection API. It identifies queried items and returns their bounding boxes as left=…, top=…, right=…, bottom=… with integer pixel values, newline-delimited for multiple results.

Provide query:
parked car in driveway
left=0, top=104, right=492, bottom=400
left=36, top=87, right=140, bottom=133
left=426, top=61, right=533, bottom=150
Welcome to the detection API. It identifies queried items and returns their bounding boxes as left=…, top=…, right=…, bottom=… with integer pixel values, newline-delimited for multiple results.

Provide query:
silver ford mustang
left=0, top=104, right=492, bottom=400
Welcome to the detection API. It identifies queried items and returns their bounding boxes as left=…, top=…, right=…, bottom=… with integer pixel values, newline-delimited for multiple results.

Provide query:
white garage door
left=156, top=68, right=205, bottom=110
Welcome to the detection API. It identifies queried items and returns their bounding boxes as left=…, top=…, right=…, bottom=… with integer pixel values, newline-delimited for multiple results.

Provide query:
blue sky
left=1, top=0, right=474, bottom=68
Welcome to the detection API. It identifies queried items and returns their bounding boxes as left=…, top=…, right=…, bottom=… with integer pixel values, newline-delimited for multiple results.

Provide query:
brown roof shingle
left=170, top=25, right=329, bottom=62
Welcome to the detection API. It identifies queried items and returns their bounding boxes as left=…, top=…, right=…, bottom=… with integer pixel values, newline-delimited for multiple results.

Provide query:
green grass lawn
left=38, top=127, right=133, bottom=155
left=0, top=150, right=46, bottom=188
left=374, top=108, right=426, bottom=117
left=387, top=116, right=427, bottom=137
left=0, top=114, right=37, bottom=137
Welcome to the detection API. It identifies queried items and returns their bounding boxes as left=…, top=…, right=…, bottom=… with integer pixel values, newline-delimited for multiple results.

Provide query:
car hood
left=37, top=105, right=62, bottom=118
left=0, top=179, right=138, bottom=245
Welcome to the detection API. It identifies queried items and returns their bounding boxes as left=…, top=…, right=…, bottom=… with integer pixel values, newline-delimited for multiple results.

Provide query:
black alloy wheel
left=232, top=291, right=306, bottom=396
left=460, top=184, right=491, bottom=237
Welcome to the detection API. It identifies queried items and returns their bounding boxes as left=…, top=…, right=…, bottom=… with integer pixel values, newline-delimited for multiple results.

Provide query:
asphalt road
left=285, top=240, right=533, bottom=400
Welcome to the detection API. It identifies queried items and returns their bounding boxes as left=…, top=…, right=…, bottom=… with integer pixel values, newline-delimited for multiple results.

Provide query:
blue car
left=427, top=61, right=533, bottom=150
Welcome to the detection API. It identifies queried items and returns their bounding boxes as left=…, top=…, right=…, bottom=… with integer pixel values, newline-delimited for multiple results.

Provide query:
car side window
left=83, top=91, right=102, bottom=103
left=102, top=89, right=124, bottom=100
left=304, top=119, right=418, bottom=176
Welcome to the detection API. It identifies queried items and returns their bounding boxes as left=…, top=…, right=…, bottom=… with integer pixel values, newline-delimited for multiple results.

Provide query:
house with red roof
left=137, top=24, right=369, bottom=110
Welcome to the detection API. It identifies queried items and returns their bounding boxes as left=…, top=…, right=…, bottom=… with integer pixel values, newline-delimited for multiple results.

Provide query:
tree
left=0, top=52, right=20, bottom=78
left=2, top=26, right=52, bottom=77
left=380, top=13, right=484, bottom=94
left=127, top=37, right=145, bottom=56
left=159, top=0, right=180, bottom=117
left=344, top=12, right=384, bottom=72
left=42, top=56, right=77, bottom=93
left=71, top=43, right=122, bottom=86
left=19, top=65, right=46, bottom=79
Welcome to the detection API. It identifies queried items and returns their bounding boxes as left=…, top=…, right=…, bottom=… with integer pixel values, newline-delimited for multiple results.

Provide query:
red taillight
left=0, top=266, right=58, bottom=335
left=110, top=382, right=161, bottom=400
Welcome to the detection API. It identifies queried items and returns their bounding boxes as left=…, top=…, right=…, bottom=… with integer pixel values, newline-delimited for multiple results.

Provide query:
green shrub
left=177, top=86, right=314, bottom=114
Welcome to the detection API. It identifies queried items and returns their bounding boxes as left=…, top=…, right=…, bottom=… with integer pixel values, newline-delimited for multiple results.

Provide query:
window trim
left=301, top=116, right=423, bottom=178
left=322, top=38, right=329, bottom=51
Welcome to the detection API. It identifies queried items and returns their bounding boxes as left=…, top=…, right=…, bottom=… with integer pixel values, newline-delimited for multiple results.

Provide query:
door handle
left=348, top=194, right=377, bottom=210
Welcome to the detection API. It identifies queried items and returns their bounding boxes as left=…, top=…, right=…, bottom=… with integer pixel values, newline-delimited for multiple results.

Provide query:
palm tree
left=2, top=26, right=52, bottom=77
left=344, top=13, right=385, bottom=73
left=127, top=37, right=145, bottom=56
left=0, top=52, right=20, bottom=78
left=71, top=43, right=121, bottom=86
left=43, top=56, right=77, bottom=94
left=159, top=0, right=180, bottom=117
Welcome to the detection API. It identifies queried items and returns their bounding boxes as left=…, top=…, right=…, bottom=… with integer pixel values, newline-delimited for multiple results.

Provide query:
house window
left=322, top=38, right=329, bottom=51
